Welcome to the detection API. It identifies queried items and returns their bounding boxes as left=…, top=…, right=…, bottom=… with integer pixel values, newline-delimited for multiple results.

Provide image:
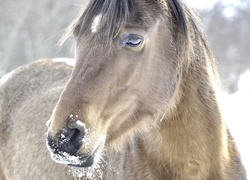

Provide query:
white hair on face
left=91, top=14, right=102, bottom=33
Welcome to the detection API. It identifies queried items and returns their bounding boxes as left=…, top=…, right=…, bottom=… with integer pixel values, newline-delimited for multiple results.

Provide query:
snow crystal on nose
left=76, top=120, right=89, bottom=134
left=69, top=114, right=89, bottom=134
left=51, top=151, right=83, bottom=166
left=75, top=120, right=85, bottom=128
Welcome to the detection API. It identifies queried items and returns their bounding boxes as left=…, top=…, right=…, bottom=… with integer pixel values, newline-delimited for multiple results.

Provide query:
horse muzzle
left=48, top=146, right=95, bottom=168
left=46, top=133, right=102, bottom=167
left=46, top=122, right=97, bottom=167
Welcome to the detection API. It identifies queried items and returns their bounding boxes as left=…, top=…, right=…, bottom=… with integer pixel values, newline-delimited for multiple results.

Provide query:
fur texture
left=0, top=0, right=247, bottom=179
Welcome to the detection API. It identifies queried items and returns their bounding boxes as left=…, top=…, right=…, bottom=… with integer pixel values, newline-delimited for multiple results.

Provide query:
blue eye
left=121, top=34, right=144, bottom=50
left=126, top=36, right=143, bottom=47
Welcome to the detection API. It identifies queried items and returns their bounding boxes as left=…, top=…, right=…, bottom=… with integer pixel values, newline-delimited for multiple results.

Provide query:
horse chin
left=67, top=154, right=95, bottom=168
left=47, top=137, right=105, bottom=168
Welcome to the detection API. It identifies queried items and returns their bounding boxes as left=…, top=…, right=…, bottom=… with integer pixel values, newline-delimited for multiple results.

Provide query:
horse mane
left=59, top=0, right=189, bottom=47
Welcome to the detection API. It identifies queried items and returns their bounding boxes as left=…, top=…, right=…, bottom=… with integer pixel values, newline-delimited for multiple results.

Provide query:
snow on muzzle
left=46, top=120, right=105, bottom=167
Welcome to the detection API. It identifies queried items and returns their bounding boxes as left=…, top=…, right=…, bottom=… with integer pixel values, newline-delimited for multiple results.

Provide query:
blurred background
left=0, top=0, right=249, bottom=177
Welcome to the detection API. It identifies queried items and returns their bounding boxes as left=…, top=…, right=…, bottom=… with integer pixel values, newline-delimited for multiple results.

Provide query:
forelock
left=60, top=0, right=189, bottom=47
left=74, top=0, right=135, bottom=39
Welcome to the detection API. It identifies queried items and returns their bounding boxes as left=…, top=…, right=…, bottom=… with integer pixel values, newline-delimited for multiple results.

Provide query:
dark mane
left=167, top=0, right=188, bottom=41
left=71, top=0, right=134, bottom=39
left=60, top=0, right=189, bottom=46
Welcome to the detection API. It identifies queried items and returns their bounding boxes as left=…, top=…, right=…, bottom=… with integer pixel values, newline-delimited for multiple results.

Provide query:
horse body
left=0, top=59, right=74, bottom=179
left=0, top=0, right=247, bottom=179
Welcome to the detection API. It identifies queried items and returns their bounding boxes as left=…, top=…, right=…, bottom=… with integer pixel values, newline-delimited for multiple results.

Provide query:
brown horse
left=0, top=0, right=247, bottom=179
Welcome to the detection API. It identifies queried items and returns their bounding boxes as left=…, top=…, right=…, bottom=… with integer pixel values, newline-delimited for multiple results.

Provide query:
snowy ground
left=220, top=70, right=250, bottom=178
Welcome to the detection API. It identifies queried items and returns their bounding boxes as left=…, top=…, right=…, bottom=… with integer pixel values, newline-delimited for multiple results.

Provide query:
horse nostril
left=58, top=122, right=86, bottom=155
left=68, top=121, right=86, bottom=135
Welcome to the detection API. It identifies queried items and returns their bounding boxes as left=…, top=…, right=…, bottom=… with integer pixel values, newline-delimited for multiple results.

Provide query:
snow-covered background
left=219, top=70, right=250, bottom=178
left=188, top=0, right=243, bottom=9
left=187, top=0, right=250, bottom=177
left=187, top=0, right=247, bottom=18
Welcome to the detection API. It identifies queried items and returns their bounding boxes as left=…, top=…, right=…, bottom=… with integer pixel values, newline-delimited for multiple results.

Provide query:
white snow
left=186, top=0, right=244, bottom=10
left=76, top=120, right=87, bottom=130
left=219, top=69, right=250, bottom=178
left=69, top=157, right=104, bottom=180
left=186, top=0, right=245, bottom=18
left=68, top=114, right=89, bottom=135
left=238, top=70, right=250, bottom=93
left=59, top=152, right=82, bottom=165
left=0, top=69, right=15, bottom=86
left=52, top=58, right=75, bottom=66
left=223, top=6, right=237, bottom=18
left=185, top=0, right=219, bottom=10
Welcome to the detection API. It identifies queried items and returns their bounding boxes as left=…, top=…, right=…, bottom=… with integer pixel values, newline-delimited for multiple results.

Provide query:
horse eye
left=126, top=36, right=142, bottom=46
left=121, top=34, right=144, bottom=50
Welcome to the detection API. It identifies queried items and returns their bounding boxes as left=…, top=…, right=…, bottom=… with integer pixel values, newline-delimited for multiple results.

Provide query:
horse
left=0, top=0, right=247, bottom=179
left=0, top=59, right=76, bottom=179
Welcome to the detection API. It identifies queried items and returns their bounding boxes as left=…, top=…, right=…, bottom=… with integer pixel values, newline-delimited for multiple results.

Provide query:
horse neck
left=140, top=57, right=226, bottom=176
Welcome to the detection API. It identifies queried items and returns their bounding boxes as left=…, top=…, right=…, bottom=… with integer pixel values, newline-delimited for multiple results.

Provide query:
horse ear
left=168, top=0, right=187, bottom=39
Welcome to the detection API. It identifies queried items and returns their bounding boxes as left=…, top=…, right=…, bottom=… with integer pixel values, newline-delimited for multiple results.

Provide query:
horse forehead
left=91, top=14, right=102, bottom=33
